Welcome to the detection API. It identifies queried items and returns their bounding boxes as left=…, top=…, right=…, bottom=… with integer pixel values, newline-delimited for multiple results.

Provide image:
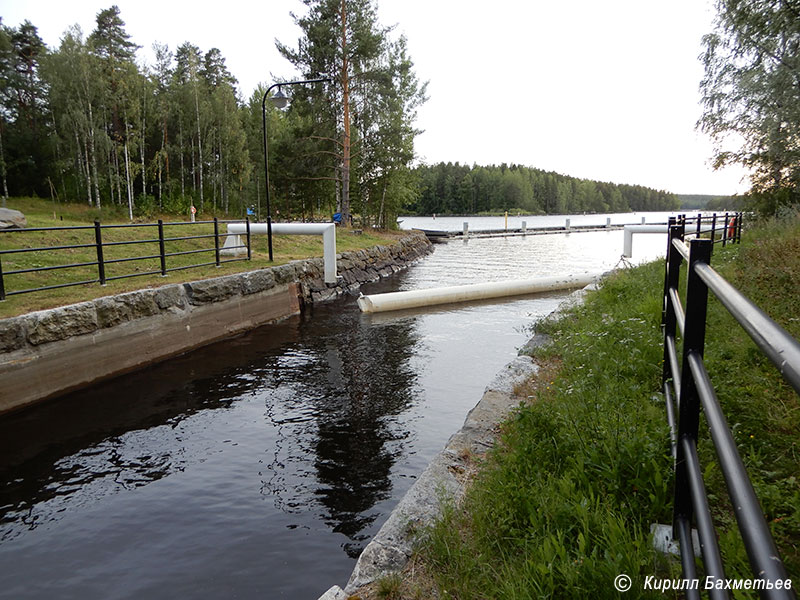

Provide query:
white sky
left=2, top=0, right=749, bottom=196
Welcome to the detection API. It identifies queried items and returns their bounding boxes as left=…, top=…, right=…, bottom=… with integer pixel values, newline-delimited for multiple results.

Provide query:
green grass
left=418, top=216, right=800, bottom=599
left=0, top=197, right=403, bottom=318
left=376, top=572, right=404, bottom=599
left=699, top=217, right=800, bottom=581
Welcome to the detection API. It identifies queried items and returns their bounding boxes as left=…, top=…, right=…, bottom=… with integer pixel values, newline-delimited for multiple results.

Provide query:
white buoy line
left=357, top=272, right=603, bottom=314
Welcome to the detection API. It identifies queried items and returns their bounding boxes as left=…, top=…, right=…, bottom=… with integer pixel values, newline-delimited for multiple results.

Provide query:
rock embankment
left=0, top=232, right=432, bottom=414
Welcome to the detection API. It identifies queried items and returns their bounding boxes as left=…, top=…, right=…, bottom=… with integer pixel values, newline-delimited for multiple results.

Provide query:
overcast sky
left=3, top=0, right=749, bottom=196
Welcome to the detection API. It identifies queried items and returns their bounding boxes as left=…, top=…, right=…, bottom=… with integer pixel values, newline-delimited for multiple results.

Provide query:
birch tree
left=699, top=0, right=800, bottom=212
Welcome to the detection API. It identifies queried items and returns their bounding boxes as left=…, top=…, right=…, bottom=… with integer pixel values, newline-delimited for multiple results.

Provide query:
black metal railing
left=678, top=211, right=744, bottom=247
left=661, top=216, right=797, bottom=599
left=0, top=218, right=251, bottom=300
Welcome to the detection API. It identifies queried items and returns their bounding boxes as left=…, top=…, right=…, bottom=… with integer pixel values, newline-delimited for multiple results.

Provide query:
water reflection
left=0, top=280, right=422, bottom=595
left=312, top=317, right=419, bottom=554
left=254, top=300, right=421, bottom=556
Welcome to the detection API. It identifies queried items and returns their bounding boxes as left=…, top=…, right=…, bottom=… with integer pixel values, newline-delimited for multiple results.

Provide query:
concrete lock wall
left=0, top=233, right=432, bottom=415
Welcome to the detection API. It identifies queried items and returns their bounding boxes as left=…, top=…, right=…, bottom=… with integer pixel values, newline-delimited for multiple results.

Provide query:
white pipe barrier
left=623, top=224, right=668, bottom=258
left=221, top=222, right=338, bottom=284
left=357, top=272, right=602, bottom=314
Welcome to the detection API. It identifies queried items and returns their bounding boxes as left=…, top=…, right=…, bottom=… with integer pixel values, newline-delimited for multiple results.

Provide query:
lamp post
left=262, top=77, right=331, bottom=261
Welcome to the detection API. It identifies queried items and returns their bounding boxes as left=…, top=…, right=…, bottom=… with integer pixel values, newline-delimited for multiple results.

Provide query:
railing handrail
left=661, top=215, right=796, bottom=599
left=693, top=261, right=800, bottom=394
left=0, top=217, right=251, bottom=300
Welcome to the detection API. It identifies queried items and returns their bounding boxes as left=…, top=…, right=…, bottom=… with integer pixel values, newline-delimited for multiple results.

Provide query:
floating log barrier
left=357, top=272, right=603, bottom=313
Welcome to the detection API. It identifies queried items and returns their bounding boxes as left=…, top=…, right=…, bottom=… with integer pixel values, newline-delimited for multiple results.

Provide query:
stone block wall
left=0, top=232, right=432, bottom=413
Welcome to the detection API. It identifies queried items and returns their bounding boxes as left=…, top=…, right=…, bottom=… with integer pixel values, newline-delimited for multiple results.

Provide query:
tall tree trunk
left=163, top=117, right=170, bottom=192
left=157, top=151, right=162, bottom=208
left=0, top=120, right=8, bottom=208
left=178, top=123, right=185, bottom=198
left=141, top=77, right=147, bottom=199
left=124, top=141, right=133, bottom=219
left=80, top=131, right=92, bottom=206
left=75, top=129, right=86, bottom=203
left=90, top=134, right=101, bottom=209
left=194, top=82, right=204, bottom=211
left=190, top=136, right=196, bottom=195
left=212, top=133, right=218, bottom=211
left=49, top=112, right=67, bottom=202
left=87, top=103, right=101, bottom=208
left=107, top=147, right=114, bottom=205
left=222, top=146, right=228, bottom=213
left=340, top=0, right=351, bottom=225
left=158, top=117, right=166, bottom=207
left=379, top=175, right=388, bottom=229
left=113, top=142, right=123, bottom=206
left=124, top=120, right=134, bottom=220
left=74, top=131, right=85, bottom=204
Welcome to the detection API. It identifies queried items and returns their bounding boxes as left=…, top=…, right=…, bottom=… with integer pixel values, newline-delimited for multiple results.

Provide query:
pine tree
left=277, top=0, right=425, bottom=226
left=89, top=5, right=141, bottom=218
left=174, top=42, right=208, bottom=212
left=0, top=19, right=50, bottom=196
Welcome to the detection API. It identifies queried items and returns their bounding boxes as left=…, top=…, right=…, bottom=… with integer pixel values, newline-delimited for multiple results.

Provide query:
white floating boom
left=221, top=222, right=338, bottom=284
left=357, top=272, right=602, bottom=314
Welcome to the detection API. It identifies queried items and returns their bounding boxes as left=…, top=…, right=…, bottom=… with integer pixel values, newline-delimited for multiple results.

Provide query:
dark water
left=0, top=279, right=422, bottom=599
left=0, top=226, right=668, bottom=599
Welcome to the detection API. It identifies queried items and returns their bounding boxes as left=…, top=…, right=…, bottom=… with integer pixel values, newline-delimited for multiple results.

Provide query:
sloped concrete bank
left=0, top=232, right=432, bottom=415
left=318, top=283, right=597, bottom=600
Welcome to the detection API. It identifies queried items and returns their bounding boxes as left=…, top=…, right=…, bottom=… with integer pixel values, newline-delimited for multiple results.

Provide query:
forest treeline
left=676, top=193, right=742, bottom=211
left=409, top=162, right=680, bottom=215
left=0, top=4, right=680, bottom=227
left=0, top=12, right=255, bottom=218
left=6, top=0, right=791, bottom=226
left=0, top=1, right=426, bottom=226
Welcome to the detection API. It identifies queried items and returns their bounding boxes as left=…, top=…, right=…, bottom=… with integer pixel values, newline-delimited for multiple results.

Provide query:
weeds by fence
left=0, top=218, right=251, bottom=300
left=661, top=215, right=797, bottom=599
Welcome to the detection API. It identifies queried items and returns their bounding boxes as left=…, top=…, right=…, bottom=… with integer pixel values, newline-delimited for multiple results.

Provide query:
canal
left=0, top=213, right=670, bottom=599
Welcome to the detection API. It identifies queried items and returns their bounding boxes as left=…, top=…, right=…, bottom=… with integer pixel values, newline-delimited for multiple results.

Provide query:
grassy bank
left=0, top=198, right=403, bottom=319
left=371, top=216, right=799, bottom=599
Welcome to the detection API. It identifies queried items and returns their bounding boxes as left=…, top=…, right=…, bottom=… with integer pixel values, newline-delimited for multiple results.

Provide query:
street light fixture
left=262, top=77, right=331, bottom=261
left=270, top=87, right=289, bottom=110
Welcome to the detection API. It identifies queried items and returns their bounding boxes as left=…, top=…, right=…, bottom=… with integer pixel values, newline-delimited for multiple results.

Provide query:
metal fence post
left=245, top=217, right=252, bottom=260
left=696, top=212, right=702, bottom=237
left=213, top=217, right=221, bottom=267
left=711, top=213, right=717, bottom=242
left=662, top=220, right=684, bottom=382
left=672, top=238, right=713, bottom=546
left=0, top=256, right=5, bottom=300
left=662, top=219, right=682, bottom=320
left=722, top=212, right=729, bottom=247
left=737, top=211, right=743, bottom=243
left=158, top=219, right=167, bottom=276
left=94, top=220, right=106, bottom=285
left=661, top=217, right=675, bottom=327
